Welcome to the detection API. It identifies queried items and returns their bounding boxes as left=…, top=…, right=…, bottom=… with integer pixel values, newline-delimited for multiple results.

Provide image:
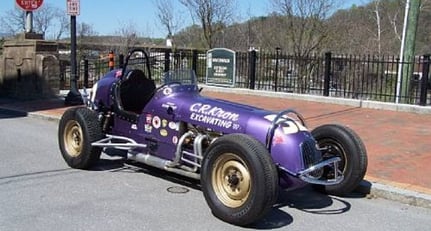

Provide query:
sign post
left=15, top=0, right=44, bottom=33
left=206, top=48, right=236, bottom=87
left=65, top=0, right=83, bottom=105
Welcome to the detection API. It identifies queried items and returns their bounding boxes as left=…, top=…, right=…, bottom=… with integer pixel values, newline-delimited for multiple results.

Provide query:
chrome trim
left=180, top=134, right=208, bottom=169
left=298, top=157, right=343, bottom=185
left=167, top=131, right=209, bottom=172
left=168, top=131, right=194, bottom=167
left=127, top=152, right=200, bottom=180
left=91, top=134, right=147, bottom=150
left=278, top=157, right=344, bottom=186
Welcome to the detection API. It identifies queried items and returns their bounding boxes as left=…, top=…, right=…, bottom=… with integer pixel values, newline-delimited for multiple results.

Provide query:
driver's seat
left=120, top=69, right=156, bottom=113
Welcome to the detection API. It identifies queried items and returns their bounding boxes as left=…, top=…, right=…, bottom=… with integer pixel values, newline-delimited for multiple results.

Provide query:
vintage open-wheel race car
left=58, top=48, right=367, bottom=226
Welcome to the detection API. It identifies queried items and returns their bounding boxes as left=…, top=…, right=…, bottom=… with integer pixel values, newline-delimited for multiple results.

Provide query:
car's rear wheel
left=58, top=107, right=103, bottom=169
left=311, top=124, right=367, bottom=196
left=201, top=134, right=278, bottom=226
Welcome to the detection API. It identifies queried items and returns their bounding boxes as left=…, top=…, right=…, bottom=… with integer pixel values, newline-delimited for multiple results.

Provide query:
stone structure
left=0, top=33, right=60, bottom=99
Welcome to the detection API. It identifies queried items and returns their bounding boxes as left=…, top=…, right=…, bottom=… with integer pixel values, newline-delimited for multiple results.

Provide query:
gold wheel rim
left=212, top=153, right=251, bottom=208
left=63, top=120, right=83, bottom=157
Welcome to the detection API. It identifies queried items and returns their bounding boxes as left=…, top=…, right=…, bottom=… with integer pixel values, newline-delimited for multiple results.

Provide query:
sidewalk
left=1, top=89, right=431, bottom=208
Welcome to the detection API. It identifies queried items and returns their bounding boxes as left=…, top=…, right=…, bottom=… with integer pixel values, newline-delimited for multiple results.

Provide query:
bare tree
left=173, top=24, right=206, bottom=48
left=0, top=8, right=26, bottom=35
left=179, top=0, right=236, bottom=48
left=34, top=4, right=70, bottom=40
left=271, top=0, right=337, bottom=56
left=269, top=0, right=338, bottom=93
left=111, top=21, right=141, bottom=55
left=54, top=11, right=70, bottom=41
left=373, top=1, right=383, bottom=54
left=78, top=22, right=97, bottom=41
left=0, top=3, right=69, bottom=40
left=388, top=4, right=403, bottom=41
left=77, top=22, right=98, bottom=59
left=155, top=0, right=182, bottom=42
left=33, top=4, right=57, bottom=36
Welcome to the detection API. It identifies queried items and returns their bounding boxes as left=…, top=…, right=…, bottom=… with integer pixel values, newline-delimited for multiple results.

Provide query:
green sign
left=206, top=48, right=235, bottom=87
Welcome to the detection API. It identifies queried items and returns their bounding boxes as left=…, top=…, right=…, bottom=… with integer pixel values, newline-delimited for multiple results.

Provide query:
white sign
left=67, top=0, right=80, bottom=16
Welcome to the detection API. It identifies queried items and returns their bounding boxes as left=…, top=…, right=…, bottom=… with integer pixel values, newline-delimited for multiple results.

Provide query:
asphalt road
left=1, top=112, right=431, bottom=231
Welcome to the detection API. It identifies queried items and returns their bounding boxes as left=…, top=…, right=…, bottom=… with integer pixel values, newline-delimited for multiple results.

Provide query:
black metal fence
left=60, top=48, right=431, bottom=106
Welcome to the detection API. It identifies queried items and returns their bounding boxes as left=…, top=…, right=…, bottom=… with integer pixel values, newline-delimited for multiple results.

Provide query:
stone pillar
left=0, top=34, right=59, bottom=99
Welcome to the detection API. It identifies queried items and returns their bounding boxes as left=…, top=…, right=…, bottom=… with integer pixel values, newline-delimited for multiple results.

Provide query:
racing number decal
left=264, top=114, right=307, bottom=135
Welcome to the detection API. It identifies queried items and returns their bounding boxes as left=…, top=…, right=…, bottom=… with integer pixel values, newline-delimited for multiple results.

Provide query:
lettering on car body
left=189, top=103, right=240, bottom=130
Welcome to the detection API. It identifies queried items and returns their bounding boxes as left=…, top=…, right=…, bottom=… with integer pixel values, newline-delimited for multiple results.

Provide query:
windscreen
left=162, top=69, right=197, bottom=86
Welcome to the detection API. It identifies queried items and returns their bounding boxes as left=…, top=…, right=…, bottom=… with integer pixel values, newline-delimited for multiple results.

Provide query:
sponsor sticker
left=172, top=136, right=178, bottom=144
left=152, top=116, right=161, bottom=129
left=146, top=114, right=152, bottom=124
left=168, top=121, right=178, bottom=130
left=144, top=124, right=152, bottom=133
left=160, top=129, right=168, bottom=137
left=163, top=87, right=173, bottom=96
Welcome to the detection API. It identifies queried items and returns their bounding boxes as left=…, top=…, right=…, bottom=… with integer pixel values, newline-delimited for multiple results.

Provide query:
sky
left=0, top=0, right=368, bottom=38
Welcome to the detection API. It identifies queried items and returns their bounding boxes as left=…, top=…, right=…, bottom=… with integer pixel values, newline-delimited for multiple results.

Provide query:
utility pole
left=398, top=0, right=421, bottom=104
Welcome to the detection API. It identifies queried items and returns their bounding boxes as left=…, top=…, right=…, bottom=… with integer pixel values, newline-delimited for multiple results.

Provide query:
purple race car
left=58, top=48, right=367, bottom=226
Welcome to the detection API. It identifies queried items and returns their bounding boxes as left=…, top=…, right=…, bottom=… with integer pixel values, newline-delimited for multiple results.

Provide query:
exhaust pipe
left=127, top=152, right=200, bottom=180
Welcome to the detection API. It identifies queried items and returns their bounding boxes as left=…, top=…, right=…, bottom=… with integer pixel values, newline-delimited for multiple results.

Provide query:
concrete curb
left=28, top=112, right=61, bottom=122
left=356, top=180, right=431, bottom=209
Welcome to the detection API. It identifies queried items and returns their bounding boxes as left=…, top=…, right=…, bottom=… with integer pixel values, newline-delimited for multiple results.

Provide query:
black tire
left=201, top=134, right=279, bottom=226
left=58, top=107, right=103, bottom=169
left=311, top=124, right=367, bottom=196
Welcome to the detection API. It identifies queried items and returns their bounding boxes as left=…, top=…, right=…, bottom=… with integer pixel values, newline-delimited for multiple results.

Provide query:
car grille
left=301, top=139, right=321, bottom=167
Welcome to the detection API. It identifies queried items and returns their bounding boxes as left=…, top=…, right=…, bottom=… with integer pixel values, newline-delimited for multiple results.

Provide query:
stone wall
left=0, top=34, right=60, bottom=99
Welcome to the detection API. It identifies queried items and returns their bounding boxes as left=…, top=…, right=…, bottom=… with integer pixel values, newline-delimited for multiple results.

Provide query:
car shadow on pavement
left=87, top=148, right=202, bottom=191
left=252, top=187, right=353, bottom=229
left=0, top=108, right=28, bottom=119
left=88, top=149, right=360, bottom=230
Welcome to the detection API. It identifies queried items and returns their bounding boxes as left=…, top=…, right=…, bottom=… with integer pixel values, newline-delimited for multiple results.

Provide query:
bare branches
left=179, top=0, right=235, bottom=48
left=155, top=0, right=181, bottom=38
left=112, top=21, right=141, bottom=55
left=0, top=3, right=69, bottom=40
left=0, top=8, right=26, bottom=35
left=373, top=0, right=382, bottom=54
left=270, top=0, right=336, bottom=56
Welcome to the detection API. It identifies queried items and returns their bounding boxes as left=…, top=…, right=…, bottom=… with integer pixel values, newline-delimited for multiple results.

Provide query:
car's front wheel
left=58, top=107, right=103, bottom=169
left=201, top=134, right=278, bottom=226
left=311, top=124, right=367, bottom=196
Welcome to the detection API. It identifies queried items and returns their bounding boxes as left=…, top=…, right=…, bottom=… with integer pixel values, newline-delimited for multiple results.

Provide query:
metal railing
left=60, top=48, right=431, bottom=106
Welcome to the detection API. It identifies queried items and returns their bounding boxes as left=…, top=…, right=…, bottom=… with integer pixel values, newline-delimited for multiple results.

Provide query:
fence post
left=192, top=49, right=198, bottom=74
left=248, top=49, right=257, bottom=90
left=323, top=52, right=332, bottom=96
left=275, top=47, right=281, bottom=92
left=419, top=54, right=430, bottom=106
left=83, top=59, right=89, bottom=88
left=118, top=54, right=124, bottom=69
left=164, top=49, right=171, bottom=73
left=108, top=50, right=114, bottom=71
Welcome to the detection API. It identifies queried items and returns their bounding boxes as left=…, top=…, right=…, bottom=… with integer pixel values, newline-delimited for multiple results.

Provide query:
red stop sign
left=16, top=0, right=44, bottom=11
